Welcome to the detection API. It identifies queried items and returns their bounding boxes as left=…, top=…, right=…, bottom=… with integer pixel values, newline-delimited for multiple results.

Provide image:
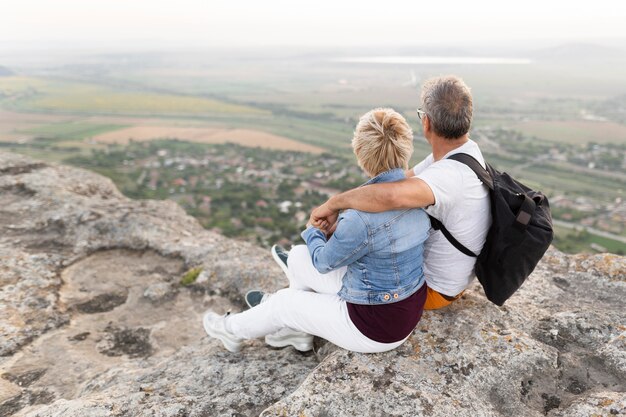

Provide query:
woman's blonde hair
left=352, top=108, right=414, bottom=177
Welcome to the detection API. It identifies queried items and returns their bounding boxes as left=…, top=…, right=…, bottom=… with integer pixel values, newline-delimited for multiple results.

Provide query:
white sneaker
left=265, top=327, right=314, bottom=352
left=202, top=311, right=243, bottom=353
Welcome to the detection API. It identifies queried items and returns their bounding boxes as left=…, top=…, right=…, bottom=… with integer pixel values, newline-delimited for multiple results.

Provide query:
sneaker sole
left=271, top=245, right=291, bottom=280
left=203, top=314, right=242, bottom=353
left=265, top=334, right=313, bottom=352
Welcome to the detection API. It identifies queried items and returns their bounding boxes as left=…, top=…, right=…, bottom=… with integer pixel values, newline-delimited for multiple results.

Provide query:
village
left=67, top=132, right=625, bottom=253
left=74, top=141, right=367, bottom=247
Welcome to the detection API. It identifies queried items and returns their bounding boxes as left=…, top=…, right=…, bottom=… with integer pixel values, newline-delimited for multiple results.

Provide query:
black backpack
left=428, top=153, right=554, bottom=306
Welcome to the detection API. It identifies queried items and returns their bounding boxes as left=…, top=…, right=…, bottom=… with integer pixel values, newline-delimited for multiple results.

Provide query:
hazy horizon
left=2, top=38, right=625, bottom=69
left=3, top=0, right=626, bottom=49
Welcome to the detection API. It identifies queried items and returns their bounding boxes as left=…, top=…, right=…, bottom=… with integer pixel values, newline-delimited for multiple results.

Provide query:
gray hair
left=420, top=76, right=473, bottom=139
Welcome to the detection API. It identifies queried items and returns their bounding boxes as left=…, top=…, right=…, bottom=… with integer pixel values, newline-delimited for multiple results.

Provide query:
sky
left=3, top=0, right=626, bottom=48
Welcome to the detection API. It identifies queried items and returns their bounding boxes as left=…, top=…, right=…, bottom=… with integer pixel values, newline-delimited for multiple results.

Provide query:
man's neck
left=431, top=134, right=470, bottom=161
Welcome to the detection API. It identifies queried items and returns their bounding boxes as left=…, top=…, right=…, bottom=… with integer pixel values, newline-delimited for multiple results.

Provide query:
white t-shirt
left=412, top=139, right=491, bottom=296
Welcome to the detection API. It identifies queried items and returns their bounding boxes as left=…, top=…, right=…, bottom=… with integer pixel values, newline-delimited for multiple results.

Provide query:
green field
left=0, top=76, right=49, bottom=93
left=20, top=122, right=128, bottom=141
left=517, top=164, right=624, bottom=202
left=553, top=225, right=626, bottom=255
left=510, top=120, right=626, bottom=145
left=0, top=77, right=269, bottom=116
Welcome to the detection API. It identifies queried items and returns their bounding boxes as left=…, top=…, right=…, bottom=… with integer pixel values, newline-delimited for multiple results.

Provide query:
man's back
left=412, top=139, right=491, bottom=296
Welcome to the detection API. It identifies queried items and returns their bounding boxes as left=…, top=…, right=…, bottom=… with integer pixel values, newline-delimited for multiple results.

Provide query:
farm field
left=20, top=121, right=128, bottom=141
left=0, top=76, right=268, bottom=116
left=510, top=120, right=626, bottom=145
left=553, top=225, right=625, bottom=255
left=0, top=132, right=30, bottom=142
left=0, top=110, right=75, bottom=141
left=92, top=125, right=325, bottom=153
left=510, top=163, right=624, bottom=203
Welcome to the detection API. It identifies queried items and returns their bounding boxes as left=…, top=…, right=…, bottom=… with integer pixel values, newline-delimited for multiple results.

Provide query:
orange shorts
left=424, top=286, right=463, bottom=310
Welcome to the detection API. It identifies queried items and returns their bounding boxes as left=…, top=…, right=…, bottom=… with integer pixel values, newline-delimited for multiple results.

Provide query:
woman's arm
left=301, top=211, right=369, bottom=274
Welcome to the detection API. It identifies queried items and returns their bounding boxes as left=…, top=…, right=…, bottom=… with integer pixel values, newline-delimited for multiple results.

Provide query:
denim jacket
left=301, top=168, right=430, bottom=305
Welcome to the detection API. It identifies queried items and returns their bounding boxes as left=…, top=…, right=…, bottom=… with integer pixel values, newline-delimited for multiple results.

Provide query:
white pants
left=227, top=245, right=406, bottom=353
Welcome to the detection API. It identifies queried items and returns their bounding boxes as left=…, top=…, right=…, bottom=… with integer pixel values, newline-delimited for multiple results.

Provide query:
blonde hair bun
left=352, top=108, right=414, bottom=177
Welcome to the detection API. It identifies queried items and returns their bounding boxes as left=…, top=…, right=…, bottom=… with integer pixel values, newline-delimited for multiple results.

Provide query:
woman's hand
left=309, top=203, right=339, bottom=233
left=324, top=221, right=338, bottom=239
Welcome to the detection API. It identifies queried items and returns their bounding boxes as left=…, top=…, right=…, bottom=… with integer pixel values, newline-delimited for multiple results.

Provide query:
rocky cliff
left=0, top=152, right=624, bottom=417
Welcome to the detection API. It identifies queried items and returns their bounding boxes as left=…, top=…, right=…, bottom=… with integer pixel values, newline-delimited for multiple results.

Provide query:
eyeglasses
left=416, top=108, right=427, bottom=120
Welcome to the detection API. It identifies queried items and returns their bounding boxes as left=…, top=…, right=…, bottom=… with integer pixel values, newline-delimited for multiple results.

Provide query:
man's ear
left=423, top=115, right=431, bottom=134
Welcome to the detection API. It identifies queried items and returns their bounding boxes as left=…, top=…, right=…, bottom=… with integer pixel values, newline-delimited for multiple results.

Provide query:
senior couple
left=203, top=75, right=491, bottom=354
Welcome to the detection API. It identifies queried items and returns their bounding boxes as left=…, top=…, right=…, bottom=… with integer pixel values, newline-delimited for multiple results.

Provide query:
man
left=311, top=75, right=491, bottom=309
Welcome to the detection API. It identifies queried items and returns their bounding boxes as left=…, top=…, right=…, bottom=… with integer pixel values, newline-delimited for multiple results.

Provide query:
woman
left=203, top=108, right=430, bottom=353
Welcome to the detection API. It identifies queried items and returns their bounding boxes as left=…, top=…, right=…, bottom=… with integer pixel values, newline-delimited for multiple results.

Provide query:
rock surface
left=0, top=151, right=624, bottom=417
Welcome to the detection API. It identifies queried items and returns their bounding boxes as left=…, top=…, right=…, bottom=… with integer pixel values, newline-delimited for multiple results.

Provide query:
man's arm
left=311, top=177, right=435, bottom=229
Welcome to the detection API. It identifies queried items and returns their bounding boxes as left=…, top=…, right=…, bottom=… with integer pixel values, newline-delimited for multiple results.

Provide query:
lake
left=333, top=56, right=532, bottom=65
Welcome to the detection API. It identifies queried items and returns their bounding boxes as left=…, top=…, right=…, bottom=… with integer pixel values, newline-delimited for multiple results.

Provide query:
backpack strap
left=428, top=215, right=478, bottom=258
left=450, top=153, right=535, bottom=232
left=426, top=152, right=491, bottom=258
left=447, top=153, right=494, bottom=190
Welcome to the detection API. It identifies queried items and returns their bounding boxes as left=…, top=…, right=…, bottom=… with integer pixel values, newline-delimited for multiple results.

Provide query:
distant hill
left=0, top=66, right=14, bottom=76
left=533, top=42, right=626, bottom=63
